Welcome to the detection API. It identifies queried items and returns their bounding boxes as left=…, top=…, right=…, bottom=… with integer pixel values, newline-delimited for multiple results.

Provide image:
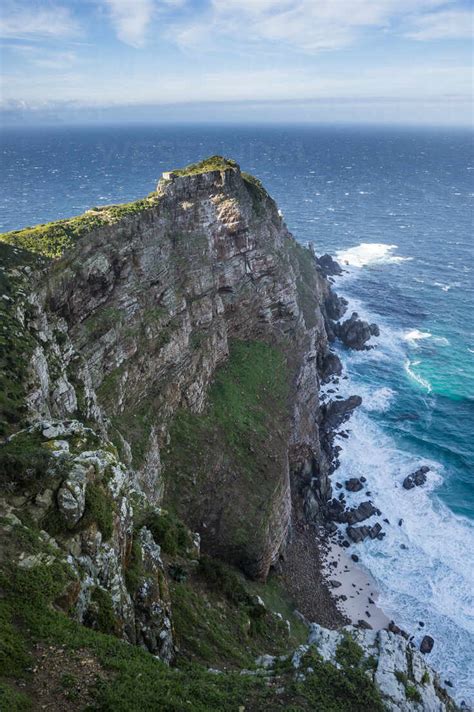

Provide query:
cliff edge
left=0, top=157, right=457, bottom=711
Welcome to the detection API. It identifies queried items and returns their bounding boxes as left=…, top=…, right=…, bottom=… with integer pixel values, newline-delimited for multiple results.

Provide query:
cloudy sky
left=0, top=0, right=472, bottom=125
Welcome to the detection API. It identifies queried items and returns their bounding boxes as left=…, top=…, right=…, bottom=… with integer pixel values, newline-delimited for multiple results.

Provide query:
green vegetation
left=422, top=670, right=430, bottom=685
left=163, top=339, right=290, bottom=574
left=287, top=239, right=319, bottom=329
left=0, top=194, right=161, bottom=258
left=335, top=632, right=365, bottom=668
left=170, top=155, right=237, bottom=177
left=44, top=480, right=114, bottom=540
left=144, top=509, right=192, bottom=557
left=242, top=171, right=269, bottom=215
left=290, top=646, right=385, bottom=712
left=0, top=430, right=54, bottom=491
left=406, top=684, right=422, bottom=703
left=395, top=670, right=423, bottom=703
left=85, top=587, right=118, bottom=635
left=0, top=243, right=46, bottom=435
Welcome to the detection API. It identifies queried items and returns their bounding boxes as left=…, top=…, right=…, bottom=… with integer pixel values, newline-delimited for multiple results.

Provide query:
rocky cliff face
left=1, top=157, right=347, bottom=663
left=1, top=158, right=458, bottom=712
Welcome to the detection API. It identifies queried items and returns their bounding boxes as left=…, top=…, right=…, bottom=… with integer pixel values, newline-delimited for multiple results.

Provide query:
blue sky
left=0, top=0, right=473, bottom=125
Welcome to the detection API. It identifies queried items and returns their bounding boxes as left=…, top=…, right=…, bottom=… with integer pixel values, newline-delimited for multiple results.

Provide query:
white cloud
left=173, top=0, right=458, bottom=52
left=103, top=0, right=155, bottom=47
left=0, top=3, right=79, bottom=39
left=405, top=9, right=474, bottom=40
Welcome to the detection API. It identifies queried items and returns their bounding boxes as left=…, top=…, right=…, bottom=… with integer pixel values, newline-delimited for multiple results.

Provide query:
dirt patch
left=12, top=643, right=110, bottom=711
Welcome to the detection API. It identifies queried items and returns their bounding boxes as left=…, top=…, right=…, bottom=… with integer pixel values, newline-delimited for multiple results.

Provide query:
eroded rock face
left=9, top=160, right=346, bottom=583
left=279, top=624, right=452, bottom=712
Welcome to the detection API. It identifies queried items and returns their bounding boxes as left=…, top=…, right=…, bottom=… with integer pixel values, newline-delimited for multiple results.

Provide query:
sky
left=0, top=0, right=473, bottom=126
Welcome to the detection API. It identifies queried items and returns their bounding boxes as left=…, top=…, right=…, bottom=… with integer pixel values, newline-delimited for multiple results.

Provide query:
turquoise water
left=1, top=125, right=473, bottom=703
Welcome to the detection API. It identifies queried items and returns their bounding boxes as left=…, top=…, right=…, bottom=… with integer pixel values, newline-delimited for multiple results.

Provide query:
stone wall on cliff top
left=1, top=157, right=339, bottom=585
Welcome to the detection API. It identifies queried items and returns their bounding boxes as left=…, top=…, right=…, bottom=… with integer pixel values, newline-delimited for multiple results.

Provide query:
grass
left=170, top=156, right=238, bottom=177
left=0, top=194, right=161, bottom=258
left=163, top=339, right=290, bottom=577
left=0, top=243, right=46, bottom=435
left=287, top=239, right=320, bottom=329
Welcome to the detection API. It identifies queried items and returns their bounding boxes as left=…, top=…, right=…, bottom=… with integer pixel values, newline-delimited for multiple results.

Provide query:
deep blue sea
left=1, top=124, right=473, bottom=704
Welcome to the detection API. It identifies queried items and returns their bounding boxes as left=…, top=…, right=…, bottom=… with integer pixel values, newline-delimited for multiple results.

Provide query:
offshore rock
left=403, top=466, right=430, bottom=490
left=316, top=254, right=343, bottom=276
left=335, top=311, right=379, bottom=350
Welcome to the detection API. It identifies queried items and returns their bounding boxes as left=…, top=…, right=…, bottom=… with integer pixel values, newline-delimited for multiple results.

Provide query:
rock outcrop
left=0, top=157, right=347, bottom=650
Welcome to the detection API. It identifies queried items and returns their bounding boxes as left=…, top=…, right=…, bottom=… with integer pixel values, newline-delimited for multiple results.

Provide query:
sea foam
left=336, top=242, right=411, bottom=268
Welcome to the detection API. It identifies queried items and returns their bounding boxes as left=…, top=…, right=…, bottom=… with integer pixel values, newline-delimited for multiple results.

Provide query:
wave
left=404, top=359, right=432, bottom=393
left=336, top=242, right=412, bottom=268
left=404, top=329, right=431, bottom=343
left=330, top=402, right=474, bottom=706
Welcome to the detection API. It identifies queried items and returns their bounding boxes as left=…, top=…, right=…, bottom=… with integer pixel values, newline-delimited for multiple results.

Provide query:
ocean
left=1, top=124, right=473, bottom=704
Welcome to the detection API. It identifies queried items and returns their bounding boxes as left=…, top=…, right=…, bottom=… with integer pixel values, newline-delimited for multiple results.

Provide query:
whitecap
left=335, top=242, right=412, bottom=268
left=404, top=329, right=431, bottom=343
left=404, top=359, right=432, bottom=393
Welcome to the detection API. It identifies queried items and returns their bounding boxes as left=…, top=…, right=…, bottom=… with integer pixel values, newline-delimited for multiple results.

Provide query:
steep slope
left=0, top=157, right=456, bottom=711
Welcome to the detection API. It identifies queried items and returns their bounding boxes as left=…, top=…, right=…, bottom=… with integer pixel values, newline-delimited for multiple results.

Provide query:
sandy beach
left=321, top=539, right=389, bottom=630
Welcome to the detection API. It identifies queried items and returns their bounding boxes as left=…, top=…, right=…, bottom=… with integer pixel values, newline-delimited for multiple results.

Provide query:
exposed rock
left=345, top=477, right=364, bottom=493
left=421, top=635, right=435, bottom=654
left=316, top=254, right=343, bottom=276
left=403, top=466, right=430, bottom=490
left=334, top=312, right=379, bottom=350
left=321, top=396, right=362, bottom=432
left=347, top=522, right=384, bottom=543
left=56, top=462, right=89, bottom=527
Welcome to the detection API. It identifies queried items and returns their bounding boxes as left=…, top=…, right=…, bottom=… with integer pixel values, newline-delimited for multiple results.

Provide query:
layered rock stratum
left=0, top=157, right=457, bottom=711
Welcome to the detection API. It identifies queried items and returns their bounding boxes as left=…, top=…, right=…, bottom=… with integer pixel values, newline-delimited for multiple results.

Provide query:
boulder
left=420, top=635, right=434, bottom=654
left=345, top=501, right=377, bottom=525
left=56, top=463, right=89, bottom=527
left=322, top=396, right=362, bottom=431
left=334, top=312, right=379, bottom=350
left=345, top=477, right=363, bottom=492
left=403, top=466, right=430, bottom=490
left=324, top=292, right=348, bottom=320
left=319, top=350, right=343, bottom=382
left=316, top=254, right=343, bottom=276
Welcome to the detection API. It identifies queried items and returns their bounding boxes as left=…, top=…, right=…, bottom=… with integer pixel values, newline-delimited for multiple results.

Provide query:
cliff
left=0, top=157, right=456, bottom=711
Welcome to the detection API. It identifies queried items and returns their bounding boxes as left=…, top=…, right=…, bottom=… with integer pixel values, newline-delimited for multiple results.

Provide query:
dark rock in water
left=351, top=554, right=359, bottom=562
left=445, top=680, right=453, bottom=688
left=342, top=540, right=350, bottom=548
left=335, top=482, right=342, bottom=489
left=325, top=291, right=349, bottom=322
left=383, top=518, right=390, bottom=524
left=389, top=621, right=402, bottom=635
left=321, top=395, right=362, bottom=431
left=369, top=522, right=382, bottom=539
left=400, top=543, right=408, bottom=550
left=398, top=519, right=403, bottom=526
left=347, top=521, right=384, bottom=543
left=345, top=501, right=377, bottom=525
left=420, top=635, right=434, bottom=654
left=319, top=350, right=343, bottom=382
left=334, top=312, right=379, bottom=350
left=339, top=431, right=349, bottom=439
left=403, top=466, right=430, bottom=490
left=317, top=253, right=343, bottom=276
left=419, top=621, right=425, bottom=627
left=345, top=477, right=364, bottom=492
left=347, top=525, right=370, bottom=543
left=360, top=476, right=367, bottom=483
